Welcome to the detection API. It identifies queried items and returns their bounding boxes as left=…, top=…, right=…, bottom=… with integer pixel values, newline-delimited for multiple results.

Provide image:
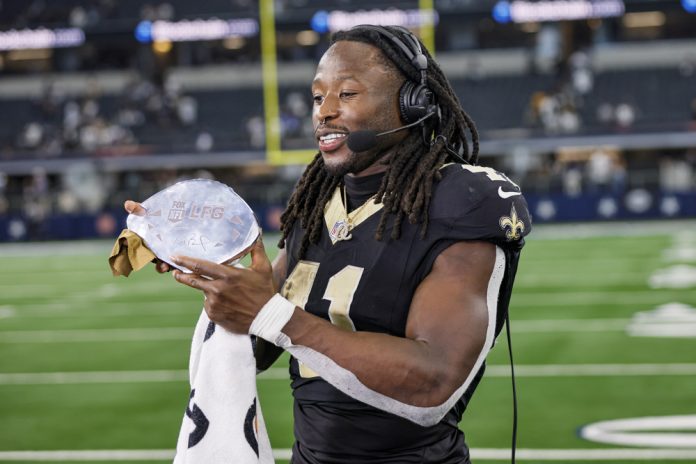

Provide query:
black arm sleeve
left=254, top=336, right=285, bottom=371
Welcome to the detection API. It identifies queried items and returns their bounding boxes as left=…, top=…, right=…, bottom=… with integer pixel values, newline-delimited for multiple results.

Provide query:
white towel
left=174, top=310, right=275, bottom=464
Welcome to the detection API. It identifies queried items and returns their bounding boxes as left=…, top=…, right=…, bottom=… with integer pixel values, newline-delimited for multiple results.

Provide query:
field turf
left=1, top=221, right=695, bottom=463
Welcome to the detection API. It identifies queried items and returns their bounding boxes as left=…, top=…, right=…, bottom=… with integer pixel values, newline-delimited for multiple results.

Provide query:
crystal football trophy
left=127, top=179, right=260, bottom=272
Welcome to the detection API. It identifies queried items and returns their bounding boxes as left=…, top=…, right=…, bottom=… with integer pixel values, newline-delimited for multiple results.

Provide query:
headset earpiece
left=357, top=25, right=438, bottom=124
left=399, top=80, right=435, bottom=124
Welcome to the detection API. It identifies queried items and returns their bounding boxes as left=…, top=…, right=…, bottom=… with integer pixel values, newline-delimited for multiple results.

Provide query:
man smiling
left=141, top=25, right=531, bottom=464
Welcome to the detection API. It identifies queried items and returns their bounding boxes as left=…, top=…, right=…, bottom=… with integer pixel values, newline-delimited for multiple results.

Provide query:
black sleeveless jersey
left=281, top=163, right=531, bottom=463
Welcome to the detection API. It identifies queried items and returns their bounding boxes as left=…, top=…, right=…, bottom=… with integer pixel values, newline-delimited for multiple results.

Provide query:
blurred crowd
left=6, top=77, right=214, bottom=158
left=2, top=0, right=696, bottom=158
left=1, top=145, right=693, bottom=224
left=5, top=57, right=696, bottom=159
left=525, top=50, right=696, bottom=135
left=4, top=0, right=258, bottom=29
left=244, top=90, right=314, bottom=150
left=2, top=0, right=696, bottom=241
left=0, top=164, right=219, bottom=239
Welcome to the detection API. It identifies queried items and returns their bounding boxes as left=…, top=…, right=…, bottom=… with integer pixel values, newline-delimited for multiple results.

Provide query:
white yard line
left=0, top=318, right=680, bottom=342
left=484, top=363, right=696, bottom=377
left=0, top=282, right=179, bottom=298
left=512, top=290, right=696, bottom=306
left=1, top=447, right=696, bottom=461
left=475, top=448, right=696, bottom=460
left=0, top=221, right=690, bottom=260
left=1, top=363, right=695, bottom=385
left=516, top=274, right=651, bottom=286
left=526, top=220, right=695, bottom=240
left=511, top=318, right=630, bottom=331
left=0, top=370, right=188, bottom=384
left=511, top=318, right=696, bottom=335
left=0, top=302, right=199, bottom=318
left=0, top=240, right=118, bottom=257
left=4, top=289, right=694, bottom=317
left=0, top=301, right=666, bottom=320
left=0, top=450, right=174, bottom=461
left=0, top=327, right=193, bottom=343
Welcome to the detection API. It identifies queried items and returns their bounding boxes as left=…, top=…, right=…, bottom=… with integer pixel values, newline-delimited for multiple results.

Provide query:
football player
left=132, top=25, right=531, bottom=464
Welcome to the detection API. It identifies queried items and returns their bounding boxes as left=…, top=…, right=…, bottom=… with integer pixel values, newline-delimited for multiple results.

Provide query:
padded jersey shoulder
left=428, top=163, right=532, bottom=246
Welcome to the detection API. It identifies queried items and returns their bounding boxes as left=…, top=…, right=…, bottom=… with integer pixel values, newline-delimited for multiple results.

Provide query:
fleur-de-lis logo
left=499, top=205, right=525, bottom=241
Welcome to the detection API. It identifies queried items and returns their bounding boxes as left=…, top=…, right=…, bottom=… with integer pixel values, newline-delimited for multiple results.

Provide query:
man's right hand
left=124, top=200, right=171, bottom=273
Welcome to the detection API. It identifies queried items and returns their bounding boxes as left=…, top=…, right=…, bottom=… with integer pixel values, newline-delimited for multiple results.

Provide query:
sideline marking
left=581, top=415, right=696, bottom=448
left=628, top=325, right=696, bottom=337
left=1, top=448, right=696, bottom=461
left=649, top=265, right=696, bottom=289
left=627, top=303, right=696, bottom=338
left=663, top=247, right=696, bottom=262
left=0, top=306, right=15, bottom=318
left=2, top=363, right=696, bottom=385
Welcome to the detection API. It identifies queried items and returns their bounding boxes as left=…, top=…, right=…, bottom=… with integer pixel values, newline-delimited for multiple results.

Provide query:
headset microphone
left=346, top=111, right=435, bottom=153
left=345, top=111, right=470, bottom=165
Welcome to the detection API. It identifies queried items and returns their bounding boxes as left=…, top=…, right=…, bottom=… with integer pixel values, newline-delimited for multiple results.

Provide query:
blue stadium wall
left=0, top=192, right=694, bottom=242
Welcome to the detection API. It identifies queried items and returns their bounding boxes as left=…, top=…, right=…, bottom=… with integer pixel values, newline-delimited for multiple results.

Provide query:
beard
left=318, top=108, right=400, bottom=176
left=322, top=148, right=387, bottom=177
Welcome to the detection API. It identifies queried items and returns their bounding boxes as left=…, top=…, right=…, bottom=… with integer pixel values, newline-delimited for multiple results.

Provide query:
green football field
left=1, top=221, right=695, bottom=463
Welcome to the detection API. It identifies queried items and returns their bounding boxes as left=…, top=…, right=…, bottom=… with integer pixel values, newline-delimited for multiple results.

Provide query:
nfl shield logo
left=168, top=201, right=186, bottom=223
left=330, top=219, right=352, bottom=242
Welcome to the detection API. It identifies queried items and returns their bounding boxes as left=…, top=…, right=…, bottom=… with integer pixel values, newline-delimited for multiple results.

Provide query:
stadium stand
left=1, top=0, right=695, bottom=240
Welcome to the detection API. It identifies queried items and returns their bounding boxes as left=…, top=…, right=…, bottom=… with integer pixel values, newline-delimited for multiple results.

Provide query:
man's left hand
left=170, top=239, right=275, bottom=334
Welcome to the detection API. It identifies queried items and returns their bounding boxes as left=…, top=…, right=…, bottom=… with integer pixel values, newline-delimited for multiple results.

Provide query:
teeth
left=320, top=133, right=346, bottom=142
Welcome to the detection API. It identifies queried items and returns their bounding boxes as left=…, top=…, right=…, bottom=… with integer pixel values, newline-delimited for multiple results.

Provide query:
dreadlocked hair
left=278, top=25, right=479, bottom=258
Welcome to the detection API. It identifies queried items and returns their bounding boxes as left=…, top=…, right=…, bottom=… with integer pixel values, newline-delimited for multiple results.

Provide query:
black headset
left=351, top=25, right=471, bottom=165
left=356, top=25, right=438, bottom=125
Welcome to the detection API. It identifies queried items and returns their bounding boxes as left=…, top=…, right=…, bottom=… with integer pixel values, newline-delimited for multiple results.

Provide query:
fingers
left=226, top=242, right=254, bottom=265
left=250, top=239, right=273, bottom=274
left=155, top=261, right=171, bottom=273
left=124, top=200, right=146, bottom=216
left=172, top=269, right=212, bottom=292
left=171, top=255, right=228, bottom=280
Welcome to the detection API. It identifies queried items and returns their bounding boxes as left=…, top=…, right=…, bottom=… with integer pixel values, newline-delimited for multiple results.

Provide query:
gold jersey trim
left=324, top=186, right=384, bottom=245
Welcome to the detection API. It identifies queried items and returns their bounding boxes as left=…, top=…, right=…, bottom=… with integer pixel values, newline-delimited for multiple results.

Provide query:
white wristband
left=249, top=293, right=295, bottom=347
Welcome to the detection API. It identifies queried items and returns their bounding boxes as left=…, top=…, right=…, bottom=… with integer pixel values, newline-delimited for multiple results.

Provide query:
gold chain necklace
left=330, top=185, right=377, bottom=241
